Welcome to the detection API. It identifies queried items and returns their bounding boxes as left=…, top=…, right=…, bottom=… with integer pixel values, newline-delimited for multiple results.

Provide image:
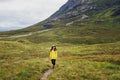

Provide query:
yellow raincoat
left=50, top=50, right=58, bottom=59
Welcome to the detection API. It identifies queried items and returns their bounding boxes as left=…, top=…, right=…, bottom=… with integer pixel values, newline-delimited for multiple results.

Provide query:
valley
left=0, top=0, right=120, bottom=80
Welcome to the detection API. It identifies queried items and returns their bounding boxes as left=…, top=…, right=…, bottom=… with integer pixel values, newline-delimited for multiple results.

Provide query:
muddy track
left=41, top=68, right=53, bottom=80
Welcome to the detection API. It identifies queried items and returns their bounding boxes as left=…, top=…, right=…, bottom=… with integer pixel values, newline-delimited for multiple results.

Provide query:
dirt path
left=0, top=29, right=52, bottom=39
left=41, top=68, right=53, bottom=80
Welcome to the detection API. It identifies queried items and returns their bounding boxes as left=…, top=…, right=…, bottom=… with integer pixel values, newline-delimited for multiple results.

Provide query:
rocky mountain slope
left=48, top=0, right=120, bottom=21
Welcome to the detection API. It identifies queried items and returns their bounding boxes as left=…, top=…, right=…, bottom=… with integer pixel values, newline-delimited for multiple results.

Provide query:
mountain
left=50, top=0, right=120, bottom=19
left=0, top=0, right=120, bottom=36
left=45, top=0, right=120, bottom=26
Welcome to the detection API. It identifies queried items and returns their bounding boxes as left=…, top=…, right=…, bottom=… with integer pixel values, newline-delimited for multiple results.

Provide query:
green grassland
left=0, top=22, right=120, bottom=80
left=0, top=41, right=120, bottom=80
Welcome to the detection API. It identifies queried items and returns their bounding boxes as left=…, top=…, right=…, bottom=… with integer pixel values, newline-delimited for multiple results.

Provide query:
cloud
left=0, top=0, right=67, bottom=31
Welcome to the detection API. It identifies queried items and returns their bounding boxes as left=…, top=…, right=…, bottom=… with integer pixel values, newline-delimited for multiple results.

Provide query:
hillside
left=0, top=0, right=120, bottom=80
left=0, top=0, right=120, bottom=44
left=0, top=0, right=120, bottom=36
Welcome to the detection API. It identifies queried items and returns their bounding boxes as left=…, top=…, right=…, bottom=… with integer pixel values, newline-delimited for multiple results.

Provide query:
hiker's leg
left=51, top=59, right=54, bottom=65
left=54, top=59, right=56, bottom=65
left=51, top=59, right=56, bottom=69
left=51, top=59, right=54, bottom=69
left=53, top=59, right=56, bottom=69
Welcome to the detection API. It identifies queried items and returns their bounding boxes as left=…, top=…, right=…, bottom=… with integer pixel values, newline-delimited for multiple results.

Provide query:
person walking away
left=50, top=45, right=58, bottom=69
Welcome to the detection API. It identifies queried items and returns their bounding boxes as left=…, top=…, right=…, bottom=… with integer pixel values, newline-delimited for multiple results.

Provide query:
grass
left=0, top=58, right=50, bottom=80
left=0, top=21, right=120, bottom=80
left=0, top=38, right=120, bottom=80
left=2, top=23, right=120, bottom=45
left=48, top=59, right=120, bottom=80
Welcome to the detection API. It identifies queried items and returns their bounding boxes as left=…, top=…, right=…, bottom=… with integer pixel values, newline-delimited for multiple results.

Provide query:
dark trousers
left=51, top=59, right=56, bottom=65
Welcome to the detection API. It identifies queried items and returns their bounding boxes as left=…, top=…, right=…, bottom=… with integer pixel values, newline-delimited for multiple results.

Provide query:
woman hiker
left=50, top=45, right=58, bottom=69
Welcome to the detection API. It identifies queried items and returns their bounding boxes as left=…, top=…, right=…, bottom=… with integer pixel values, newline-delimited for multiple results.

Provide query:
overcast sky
left=0, top=0, right=67, bottom=31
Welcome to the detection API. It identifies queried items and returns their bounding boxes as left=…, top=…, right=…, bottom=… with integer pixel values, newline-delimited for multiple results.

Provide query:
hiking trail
left=41, top=68, right=53, bottom=80
left=0, top=29, right=52, bottom=39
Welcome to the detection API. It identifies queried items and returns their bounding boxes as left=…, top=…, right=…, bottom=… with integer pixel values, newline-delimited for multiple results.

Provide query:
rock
left=112, top=8, right=120, bottom=16
left=66, top=21, right=74, bottom=26
left=81, top=14, right=89, bottom=19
